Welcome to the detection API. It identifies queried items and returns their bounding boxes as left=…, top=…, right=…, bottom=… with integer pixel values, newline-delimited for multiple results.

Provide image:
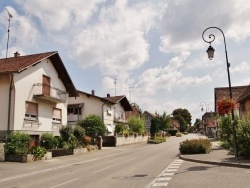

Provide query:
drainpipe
left=7, top=73, right=13, bottom=135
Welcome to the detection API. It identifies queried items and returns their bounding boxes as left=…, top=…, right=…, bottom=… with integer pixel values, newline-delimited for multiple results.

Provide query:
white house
left=68, top=92, right=132, bottom=135
left=0, top=51, right=78, bottom=142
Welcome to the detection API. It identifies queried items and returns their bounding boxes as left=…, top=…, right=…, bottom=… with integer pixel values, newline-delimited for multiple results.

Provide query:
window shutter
left=53, top=108, right=61, bottom=119
left=25, top=102, right=37, bottom=115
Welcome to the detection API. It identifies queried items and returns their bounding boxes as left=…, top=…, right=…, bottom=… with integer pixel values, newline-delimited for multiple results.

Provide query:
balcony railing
left=33, top=83, right=67, bottom=103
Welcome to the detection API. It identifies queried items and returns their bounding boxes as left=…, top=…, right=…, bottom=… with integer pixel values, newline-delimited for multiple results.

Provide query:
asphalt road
left=1, top=133, right=236, bottom=188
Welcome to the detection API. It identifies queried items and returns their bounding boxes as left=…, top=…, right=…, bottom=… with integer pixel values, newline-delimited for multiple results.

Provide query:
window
left=67, top=106, right=82, bottom=115
left=53, top=108, right=61, bottom=123
left=25, top=101, right=38, bottom=120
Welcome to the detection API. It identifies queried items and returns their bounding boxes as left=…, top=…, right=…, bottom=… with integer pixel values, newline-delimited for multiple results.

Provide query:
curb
left=179, top=155, right=250, bottom=169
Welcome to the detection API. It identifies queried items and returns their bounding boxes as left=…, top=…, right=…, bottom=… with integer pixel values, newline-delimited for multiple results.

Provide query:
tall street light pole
left=200, top=102, right=209, bottom=112
left=202, top=27, right=238, bottom=159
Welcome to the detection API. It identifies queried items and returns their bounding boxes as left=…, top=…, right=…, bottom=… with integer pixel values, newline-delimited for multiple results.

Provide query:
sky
left=0, top=0, right=250, bottom=124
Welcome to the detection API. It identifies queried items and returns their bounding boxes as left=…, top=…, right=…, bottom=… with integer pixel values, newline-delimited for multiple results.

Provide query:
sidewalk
left=179, top=138, right=250, bottom=169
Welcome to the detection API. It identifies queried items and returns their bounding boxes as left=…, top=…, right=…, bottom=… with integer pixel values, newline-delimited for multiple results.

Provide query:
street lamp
left=200, top=102, right=209, bottom=112
left=202, top=27, right=238, bottom=159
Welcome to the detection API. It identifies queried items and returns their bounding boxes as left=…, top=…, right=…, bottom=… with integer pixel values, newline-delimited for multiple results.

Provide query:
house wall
left=68, top=93, right=115, bottom=134
left=11, top=58, right=68, bottom=137
left=0, top=74, right=14, bottom=140
left=240, top=99, right=250, bottom=117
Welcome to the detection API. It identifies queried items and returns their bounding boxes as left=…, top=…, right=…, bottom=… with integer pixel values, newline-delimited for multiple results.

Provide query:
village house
left=0, top=51, right=77, bottom=143
left=68, top=92, right=132, bottom=135
left=143, top=111, right=156, bottom=131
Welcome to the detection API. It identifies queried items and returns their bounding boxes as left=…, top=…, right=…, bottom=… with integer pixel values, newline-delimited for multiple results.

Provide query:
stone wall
left=103, top=135, right=149, bottom=147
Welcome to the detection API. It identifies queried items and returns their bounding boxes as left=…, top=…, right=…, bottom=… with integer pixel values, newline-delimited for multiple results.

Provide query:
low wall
left=103, top=135, right=149, bottom=147
left=116, top=135, right=149, bottom=146
left=0, top=143, right=4, bottom=161
left=5, top=152, right=52, bottom=163
left=52, top=148, right=88, bottom=157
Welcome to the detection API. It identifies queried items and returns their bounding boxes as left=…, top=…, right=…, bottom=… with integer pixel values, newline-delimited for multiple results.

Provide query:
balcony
left=114, top=116, right=126, bottom=123
left=33, top=83, right=67, bottom=103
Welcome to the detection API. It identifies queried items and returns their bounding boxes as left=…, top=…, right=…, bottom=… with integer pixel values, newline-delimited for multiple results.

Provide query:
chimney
left=14, top=51, right=20, bottom=57
left=107, top=93, right=110, bottom=97
left=91, top=89, right=95, bottom=95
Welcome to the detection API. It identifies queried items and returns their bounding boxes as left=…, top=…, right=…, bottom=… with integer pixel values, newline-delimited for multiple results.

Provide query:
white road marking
left=49, top=178, right=78, bottom=188
left=147, top=159, right=184, bottom=188
left=0, top=153, right=122, bottom=183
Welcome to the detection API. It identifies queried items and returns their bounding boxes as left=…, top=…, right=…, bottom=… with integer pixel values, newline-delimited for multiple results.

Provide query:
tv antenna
left=5, top=7, right=13, bottom=60
left=114, top=78, right=117, bottom=96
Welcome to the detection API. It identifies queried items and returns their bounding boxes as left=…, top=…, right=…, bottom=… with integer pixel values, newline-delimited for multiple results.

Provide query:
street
left=0, top=134, right=249, bottom=188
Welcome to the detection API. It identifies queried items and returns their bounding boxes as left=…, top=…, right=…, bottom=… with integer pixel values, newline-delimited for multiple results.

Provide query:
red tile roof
left=0, top=51, right=57, bottom=73
left=0, top=51, right=78, bottom=97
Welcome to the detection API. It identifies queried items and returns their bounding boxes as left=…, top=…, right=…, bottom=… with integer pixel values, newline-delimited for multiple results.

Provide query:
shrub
left=148, top=136, right=166, bottom=144
left=237, top=113, right=250, bottom=157
left=4, top=132, right=30, bottom=154
left=179, top=138, right=212, bottom=154
left=30, top=146, right=47, bottom=158
left=40, top=133, right=54, bottom=150
left=79, top=114, right=106, bottom=136
left=168, top=129, right=178, bottom=136
left=115, top=124, right=128, bottom=135
left=83, top=135, right=92, bottom=146
left=176, top=132, right=182, bottom=137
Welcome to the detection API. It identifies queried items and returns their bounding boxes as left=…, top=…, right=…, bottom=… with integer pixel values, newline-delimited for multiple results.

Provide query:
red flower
left=217, top=98, right=235, bottom=116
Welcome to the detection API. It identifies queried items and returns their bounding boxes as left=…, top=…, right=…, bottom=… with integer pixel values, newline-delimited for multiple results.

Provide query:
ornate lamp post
left=202, top=27, right=238, bottom=159
left=200, top=102, right=209, bottom=112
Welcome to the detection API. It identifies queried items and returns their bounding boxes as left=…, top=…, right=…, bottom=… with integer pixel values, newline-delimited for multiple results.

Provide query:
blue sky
left=1, top=0, right=250, bottom=124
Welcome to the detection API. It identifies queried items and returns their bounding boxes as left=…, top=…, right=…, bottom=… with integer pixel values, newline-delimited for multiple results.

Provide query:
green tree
left=79, top=114, right=106, bottom=136
left=158, top=112, right=171, bottom=132
left=172, top=108, right=192, bottom=126
left=150, top=118, right=160, bottom=135
left=194, top=118, right=202, bottom=130
left=128, top=116, right=145, bottom=134
left=115, top=123, right=128, bottom=134
left=174, top=115, right=187, bottom=132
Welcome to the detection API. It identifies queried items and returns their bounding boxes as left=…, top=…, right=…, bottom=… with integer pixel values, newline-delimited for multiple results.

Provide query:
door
left=42, top=75, right=50, bottom=96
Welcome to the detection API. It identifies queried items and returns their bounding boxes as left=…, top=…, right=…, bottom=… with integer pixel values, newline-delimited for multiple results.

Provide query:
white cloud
left=69, top=0, right=160, bottom=76
left=231, top=61, right=250, bottom=73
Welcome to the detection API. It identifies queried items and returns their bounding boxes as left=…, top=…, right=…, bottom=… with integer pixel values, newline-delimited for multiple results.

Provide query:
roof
left=143, top=111, right=156, bottom=118
left=237, top=85, right=250, bottom=103
left=214, top=85, right=248, bottom=101
left=0, top=51, right=78, bottom=97
left=103, top=95, right=132, bottom=111
left=77, top=90, right=115, bottom=104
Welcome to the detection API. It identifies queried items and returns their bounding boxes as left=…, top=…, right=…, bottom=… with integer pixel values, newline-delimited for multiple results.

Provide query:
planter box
left=52, top=148, right=87, bottom=157
left=5, top=152, right=52, bottom=163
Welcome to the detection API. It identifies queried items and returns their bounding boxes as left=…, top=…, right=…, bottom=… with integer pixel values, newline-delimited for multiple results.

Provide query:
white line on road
left=49, top=178, right=78, bottom=188
left=92, top=163, right=120, bottom=173
left=0, top=153, right=123, bottom=183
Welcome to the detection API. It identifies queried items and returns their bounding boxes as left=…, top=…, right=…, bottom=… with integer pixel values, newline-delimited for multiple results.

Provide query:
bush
left=237, top=113, right=250, bottom=157
left=40, top=133, right=55, bottom=150
left=179, top=138, right=212, bottom=154
left=30, top=146, right=47, bottom=158
left=59, top=125, right=80, bottom=149
left=4, top=132, right=30, bottom=154
left=83, top=135, right=92, bottom=146
left=168, top=129, right=178, bottom=136
left=176, top=132, right=182, bottom=137
left=115, top=124, right=128, bottom=135
left=79, top=114, right=106, bottom=136
left=148, top=136, right=166, bottom=144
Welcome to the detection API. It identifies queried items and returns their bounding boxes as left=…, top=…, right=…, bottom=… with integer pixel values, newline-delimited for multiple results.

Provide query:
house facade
left=237, top=85, right=250, bottom=117
left=201, top=112, right=217, bottom=137
left=68, top=93, right=132, bottom=135
left=0, top=51, right=77, bottom=141
left=214, top=85, right=248, bottom=116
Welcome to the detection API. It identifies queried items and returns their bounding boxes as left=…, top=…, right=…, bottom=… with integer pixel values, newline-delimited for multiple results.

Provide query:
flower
left=217, top=98, right=236, bottom=116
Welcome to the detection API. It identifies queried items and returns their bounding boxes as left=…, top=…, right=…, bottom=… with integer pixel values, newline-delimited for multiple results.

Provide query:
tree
left=158, top=112, right=171, bottom=132
left=128, top=116, right=145, bottom=134
left=79, top=114, right=106, bottom=136
left=194, top=118, right=202, bottom=130
left=172, top=108, right=192, bottom=126
left=150, top=118, right=160, bottom=135
left=174, top=115, right=187, bottom=132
